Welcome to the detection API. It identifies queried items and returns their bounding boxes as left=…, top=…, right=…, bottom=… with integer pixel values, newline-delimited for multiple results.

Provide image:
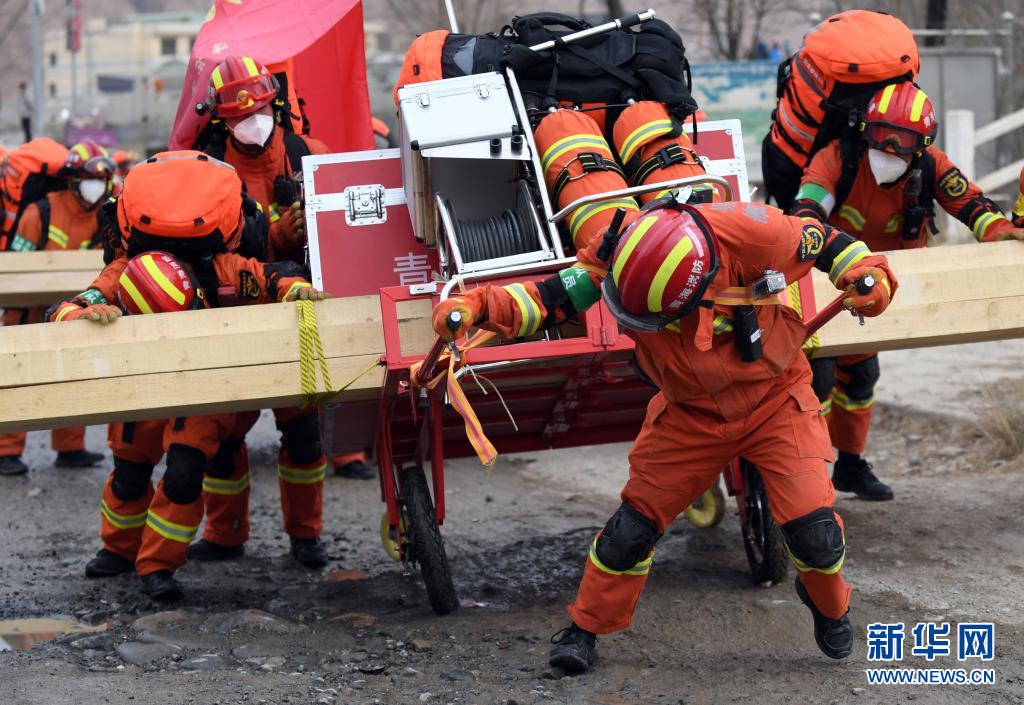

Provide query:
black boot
left=548, top=623, right=598, bottom=673
left=85, top=549, right=135, bottom=578
left=140, top=570, right=183, bottom=600
left=290, top=537, right=328, bottom=568
left=333, top=459, right=375, bottom=480
left=832, top=453, right=893, bottom=501
left=55, top=449, right=104, bottom=468
left=186, top=539, right=245, bottom=562
left=0, top=455, right=29, bottom=476
left=795, top=576, right=853, bottom=659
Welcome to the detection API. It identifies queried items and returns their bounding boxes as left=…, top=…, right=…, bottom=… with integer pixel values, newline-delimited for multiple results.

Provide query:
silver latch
left=417, top=93, right=431, bottom=107
left=343, top=184, right=387, bottom=226
left=475, top=83, right=491, bottom=99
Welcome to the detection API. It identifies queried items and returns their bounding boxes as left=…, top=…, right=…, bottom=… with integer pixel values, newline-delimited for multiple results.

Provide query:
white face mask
left=868, top=148, right=909, bottom=185
left=231, top=113, right=275, bottom=146
left=77, top=178, right=108, bottom=205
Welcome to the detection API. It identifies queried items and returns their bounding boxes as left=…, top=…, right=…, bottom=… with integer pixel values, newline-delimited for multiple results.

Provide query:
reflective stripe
left=778, top=100, right=816, bottom=142
left=819, top=397, right=833, bottom=416
left=140, top=254, right=187, bottom=305
left=663, top=321, right=681, bottom=333
left=47, top=225, right=69, bottom=248
left=268, top=202, right=281, bottom=224
left=203, top=471, right=251, bottom=496
left=588, top=537, right=654, bottom=576
left=828, top=241, right=870, bottom=285
left=789, top=549, right=845, bottom=574
left=503, top=283, right=541, bottom=337
left=794, top=183, right=836, bottom=216
left=618, top=118, right=673, bottom=164
left=611, top=215, right=658, bottom=284
left=712, top=315, right=733, bottom=334
left=540, top=135, right=611, bottom=173
left=647, top=234, right=694, bottom=313
left=53, top=303, right=78, bottom=322
left=211, top=66, right=224, bottom=89
left=282, top=281, right=310, bottom=301
left=72, top=144, right=90, bottom=161
left=568, top=199, right=638, bottom=244
left=909, top=89, right=928, bottom=122
left=242, top=56, right=260, bottom=77
left=1013, top=193, right=1024, bottom=218
left=876, top=84, right=897, bottom=115
left=837, top=204, right=866, bottom=232
left=145, top=512, right=198, bottom=543
left=278, top=462, right=327, bottom=485
left=831, top=388, right=874, bottom=411
left=972, top=212, right=1006, bottom=242
left=100, top=500, right=147, bottom=530
left=118, top=272, right=154, bottom=314
left=884, top=214, right=902, bottom=233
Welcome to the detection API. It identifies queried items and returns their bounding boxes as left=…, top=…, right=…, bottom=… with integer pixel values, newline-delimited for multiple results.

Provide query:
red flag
left=66, top=0, right=82, bottom=54
left=169, top=0, right=373, bottom=153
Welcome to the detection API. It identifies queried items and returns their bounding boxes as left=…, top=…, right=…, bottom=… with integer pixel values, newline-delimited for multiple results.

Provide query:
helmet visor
left=863, top=123, right=926, bottom=155
left=215, top=74, right=278, bottom=116
left=82, top=156, right=116, bottom=178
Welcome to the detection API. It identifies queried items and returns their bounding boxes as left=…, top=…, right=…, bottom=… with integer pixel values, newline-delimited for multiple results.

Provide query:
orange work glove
left=432, top=296, right=481, bottom=341
left=839, top=265, right=891, bottom=318
left=60, top=303, right=123, bottom=324
left=283, top=283, right=330, bottom=302
left=278, top=203, right=306, bottom=250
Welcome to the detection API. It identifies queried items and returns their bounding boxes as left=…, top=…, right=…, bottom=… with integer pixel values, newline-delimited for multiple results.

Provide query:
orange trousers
left=568, top=367, right=851, bottom=634
left=0, top=427, right=86, bottom=456
left=199, top=406, right=326, bottom=545
left=99, top=414, right=245, bottom=576
left=810, top=353, right=878, bottom=455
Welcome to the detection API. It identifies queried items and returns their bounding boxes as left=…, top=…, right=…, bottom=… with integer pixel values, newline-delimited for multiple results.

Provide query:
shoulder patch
left=238, top=270, right=262, bottom=299
left=937, top=167, right=968, bottom=198
left=798, top=223, right=825, bottom=261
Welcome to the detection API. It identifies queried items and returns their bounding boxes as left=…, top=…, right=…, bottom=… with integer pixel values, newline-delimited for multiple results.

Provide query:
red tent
left=169, top=0, right=373, bottom=153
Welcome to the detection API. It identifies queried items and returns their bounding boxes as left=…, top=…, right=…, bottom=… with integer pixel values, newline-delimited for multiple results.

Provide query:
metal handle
left=548, top=174, right=733, bottom=224
left=528, top=9, right=656, bottom=52
left=804, top=275, right=876, bottom=338
left=414, top=338, right=448, bottom=387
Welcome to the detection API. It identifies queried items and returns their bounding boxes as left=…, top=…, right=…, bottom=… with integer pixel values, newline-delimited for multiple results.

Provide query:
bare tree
left=693, top=0, right=787, bottom=61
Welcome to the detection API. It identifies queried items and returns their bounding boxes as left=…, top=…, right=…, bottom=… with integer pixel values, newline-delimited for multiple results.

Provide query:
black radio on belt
left=274, top=172, right=303, bottom=208
left=733, top=270, right=786, bottom=363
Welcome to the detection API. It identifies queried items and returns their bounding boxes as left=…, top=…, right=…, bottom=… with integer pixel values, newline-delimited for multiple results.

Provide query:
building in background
left=41, top=10, right=204, bottom=152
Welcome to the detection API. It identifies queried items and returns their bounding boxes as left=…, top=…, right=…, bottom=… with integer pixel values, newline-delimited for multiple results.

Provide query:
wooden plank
left=0, top=250, right=105, bottom=274
left=0, top=271, right=101, bottom=307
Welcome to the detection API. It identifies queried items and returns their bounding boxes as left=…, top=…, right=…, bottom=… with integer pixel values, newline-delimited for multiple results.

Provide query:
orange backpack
left=1, top=138, right=70, bottom=249
left=116, top=150, right=244, bottom=257
left=763, top=10, right=919, bottom=209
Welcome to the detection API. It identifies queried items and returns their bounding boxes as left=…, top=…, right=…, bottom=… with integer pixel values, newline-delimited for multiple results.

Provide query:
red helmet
left=117, top=251, right=206, bottom=314
left=206, top=55, right=279, bottom=119
left=862, top=83, right=937, bottom=155
left=62, top=140, right=116, bottom=179
left=601, top=203, right=719, bottom=332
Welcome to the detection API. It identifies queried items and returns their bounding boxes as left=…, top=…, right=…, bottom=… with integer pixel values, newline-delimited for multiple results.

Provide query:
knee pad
left=809, top=358, right=837, bottom=404
left=593, top=503, right=662, bottom=572
left=782, top=507, right=845, bottom=573
left=162, top=444, right=206, bottom=504
left=838, top=356, right=880, bottom=399
left=205, top=438, right=245, bottom=479
left=111, top=457, right=155, bottom=501
left=278, top=416, right=322, bottom=465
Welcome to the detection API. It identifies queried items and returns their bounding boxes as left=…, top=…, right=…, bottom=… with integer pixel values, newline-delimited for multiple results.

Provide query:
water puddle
left=0, top=617, right=106, bottom=651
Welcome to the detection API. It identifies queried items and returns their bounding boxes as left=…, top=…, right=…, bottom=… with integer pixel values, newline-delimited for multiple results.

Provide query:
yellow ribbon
left=410, top=332, right=498, bottom=466
left=295, top=300, right=382, bottom=407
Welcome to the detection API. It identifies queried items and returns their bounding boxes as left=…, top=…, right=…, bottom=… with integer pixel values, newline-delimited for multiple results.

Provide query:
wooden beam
left=0, top=251, right=106, bottom=307
left=0, top=250, right=105, bottom=274
left=2, top=241, right=1024, bottom=433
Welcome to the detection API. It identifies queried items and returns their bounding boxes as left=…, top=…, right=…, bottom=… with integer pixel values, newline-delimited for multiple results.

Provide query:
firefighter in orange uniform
left=790, top=83, right=1017, bottom=501
left=49, top=152, right=328, bottom=598
left=0, top=141, right=113, bottom=476
left=1012, top=167, right=1024, bottom=229
left=433, top=197, right=897, bottom=672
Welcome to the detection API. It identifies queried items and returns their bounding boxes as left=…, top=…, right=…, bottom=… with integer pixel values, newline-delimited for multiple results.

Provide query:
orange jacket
left=793, top=141, right=1012, bottom=248
left=7, top=189, right=100, bottom=252
left=48, top=252, right=309, bottom=321
left=222, top=130, right=329, bottom=262
left=1013, top=166, right=1024, bottom=228
left=460, top=202, right=894, bottom=422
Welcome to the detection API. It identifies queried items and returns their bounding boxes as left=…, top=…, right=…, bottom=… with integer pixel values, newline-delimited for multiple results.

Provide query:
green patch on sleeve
left=559, top=267, right=601, bottom=313
left=9, top=234, right=37, bottom=252
left=77, top=288, right=108, bottom=306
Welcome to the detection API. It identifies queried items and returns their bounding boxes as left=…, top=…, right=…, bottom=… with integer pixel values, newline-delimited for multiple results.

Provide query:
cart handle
left=528, top=9, right=656, bottom=52
left=548, top=174, right=733, bottom=224
left=804, top=275, right=875, bottom=339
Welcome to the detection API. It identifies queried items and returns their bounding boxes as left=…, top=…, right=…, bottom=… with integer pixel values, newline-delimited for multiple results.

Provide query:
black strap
left=552, top=152, right=626, bottom=205
left=282, top=131, right=311, bottom=176
left=34, top=197, right=52, bottom=250
left=565, top=42, right=643, bottom=93
left=832, top=136, right=865, bottom=212
left=629, top=143, right=703, bottom=187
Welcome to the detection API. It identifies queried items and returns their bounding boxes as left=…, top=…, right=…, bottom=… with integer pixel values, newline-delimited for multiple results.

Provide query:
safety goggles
left=214, top=74, right=278, bottom=115
left=79, top=156, right=116, bottom=178
left=863, top=122, right=932, bottom=155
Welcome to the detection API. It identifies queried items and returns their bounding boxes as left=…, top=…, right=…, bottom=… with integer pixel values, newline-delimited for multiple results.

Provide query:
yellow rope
left=296, top=299, right=383, bottom=407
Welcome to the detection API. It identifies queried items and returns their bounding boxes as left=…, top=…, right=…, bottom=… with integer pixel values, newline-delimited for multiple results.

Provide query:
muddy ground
left=2, top=348, right=1024, bottom=705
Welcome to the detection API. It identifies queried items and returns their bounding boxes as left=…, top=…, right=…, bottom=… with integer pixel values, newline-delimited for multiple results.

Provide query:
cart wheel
left=379, top=511, right=408, bottom=562
left=739, top=460, right=789, bottom=585
left=399, top=466, right=460, bottom=615
left=683, top=483, right=726, bottom=529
